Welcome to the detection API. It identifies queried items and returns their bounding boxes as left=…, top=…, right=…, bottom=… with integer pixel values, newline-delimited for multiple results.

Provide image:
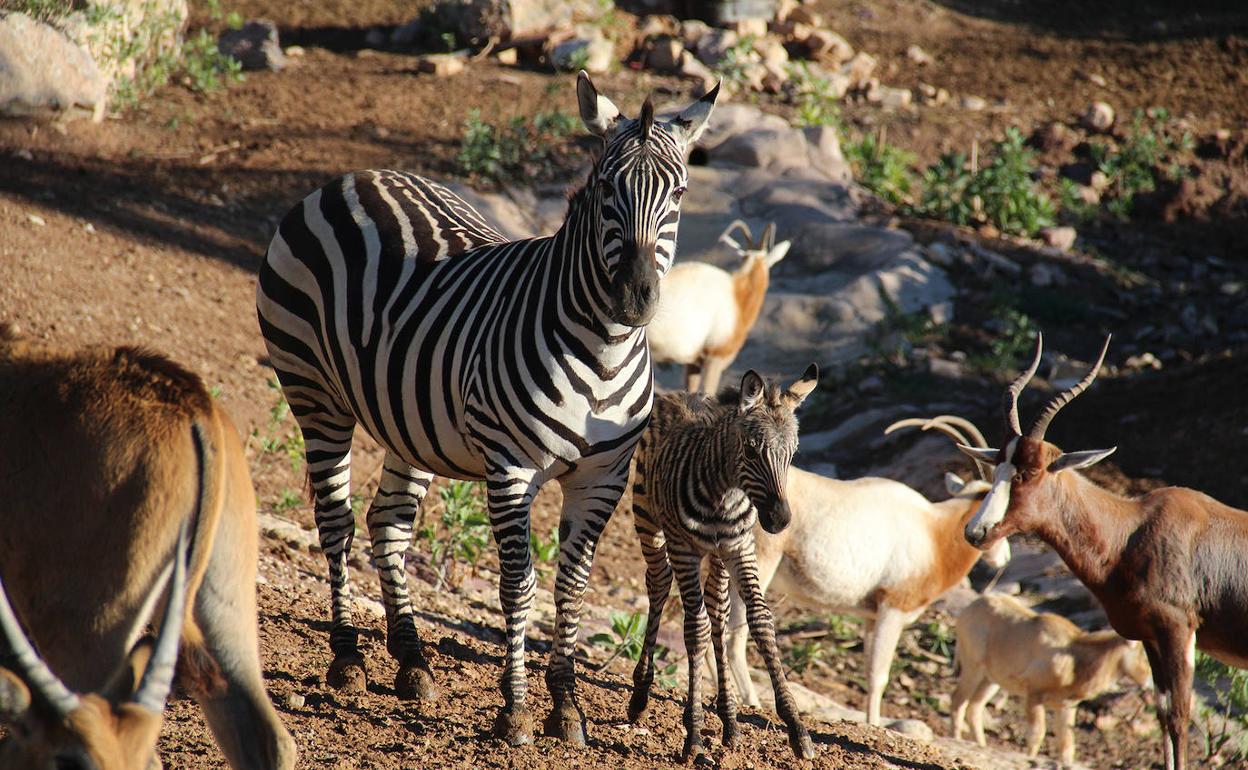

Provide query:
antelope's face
left=577, top=72, right=718, bottom=327
left=734, top=365, right=817, bottom=534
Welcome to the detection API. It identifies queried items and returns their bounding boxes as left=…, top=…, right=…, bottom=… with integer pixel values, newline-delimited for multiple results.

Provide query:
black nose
left=760, top=498, right=792, bottom=534
left=965, top=526, right=986, bottom=548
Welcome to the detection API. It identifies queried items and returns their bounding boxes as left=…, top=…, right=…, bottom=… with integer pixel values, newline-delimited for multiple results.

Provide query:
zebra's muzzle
left=608, top=241, right=660, bottom=327
left=758, top=497, right=793, bottom=535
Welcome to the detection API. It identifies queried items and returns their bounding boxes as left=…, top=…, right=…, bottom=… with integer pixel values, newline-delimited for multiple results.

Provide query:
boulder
left=709, top=125, right=810, bottom=173
left=693, top=28, right=739, bottom=68
left=689, top=102, right=791, bottom=153
left=804, top=28, right=853, bottom=64
left=550, top=30, right=613, bottom=73
left=837, top=51, right=876, bottom=89
left=0, top=13, right=107, bottom=120
left=427, top=0, right=598, bottom=44
left=218, top=20, right=286, bottom=71
left=645, top=35, right=683, bottom=71
left=802, top=125, right=849, bottom=181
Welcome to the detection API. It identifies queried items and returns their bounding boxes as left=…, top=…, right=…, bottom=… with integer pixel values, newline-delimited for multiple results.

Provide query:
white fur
left=967, top=437, right=1018, bottom=541
left=648, top=263, right=737, bottom=363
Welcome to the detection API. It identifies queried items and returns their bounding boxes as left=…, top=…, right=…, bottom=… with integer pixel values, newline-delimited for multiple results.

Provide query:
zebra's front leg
left=365, top=453, right=437, bottom=700
left=725, top=548, right=816, bottom=759
left=627, top=473, right=672, bottom=723
left=545, top=470, right=628, bottom=744
left=705, top=555, right=740, bottom=749
left=486, top=470, right=540, bottom=745
left=671, top=545, right=712, bottom=763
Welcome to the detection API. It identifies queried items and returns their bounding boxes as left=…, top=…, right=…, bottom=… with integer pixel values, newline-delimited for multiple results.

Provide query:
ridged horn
left=1004, top=333, right=1043, bottom=438
left=1027, top=335, right=1111, bottom=442
left=0, top=566, right=81, bottom=718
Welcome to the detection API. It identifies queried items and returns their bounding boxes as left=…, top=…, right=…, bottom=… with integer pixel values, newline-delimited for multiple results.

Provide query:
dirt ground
left=2, top=0, right=1247, bottom=768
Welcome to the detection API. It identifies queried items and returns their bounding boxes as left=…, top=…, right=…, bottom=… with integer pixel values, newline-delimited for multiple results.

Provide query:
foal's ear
left=1048, top=447, right=1116, bottom=474
left=739, top=370, right=765, bottom=414
left=784, top=363, right=818, bottom=407
left=577, top=70, right=621, bottom=138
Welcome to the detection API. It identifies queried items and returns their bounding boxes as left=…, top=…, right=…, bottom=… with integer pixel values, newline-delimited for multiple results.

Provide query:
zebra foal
left=628, top=365, right=819, bottom=761
left=256, top=72, right=718, bottom=745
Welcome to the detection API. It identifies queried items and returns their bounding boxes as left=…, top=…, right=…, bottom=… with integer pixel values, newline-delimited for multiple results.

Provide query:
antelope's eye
left=671, top=185, right=687, bottom=202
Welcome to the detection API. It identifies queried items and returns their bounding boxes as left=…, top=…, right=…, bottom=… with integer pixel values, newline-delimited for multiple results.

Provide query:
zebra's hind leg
left=705, top=555, right=740, bottom=749
left=290, top=406, right=366, bottom=692
left=627, top=470, right=672, bottom=723
left=671, top=544, right=713, bottom=763
left=485, top=469, right=540, bottom=746
left=725, top=546, right=815, bottom=759
left=364, top=453, right=437, bottom=701
left=544, top=459, right=631, bottom=745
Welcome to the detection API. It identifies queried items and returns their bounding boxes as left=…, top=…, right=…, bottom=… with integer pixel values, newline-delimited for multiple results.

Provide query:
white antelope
left=648, top=220, right=790, bottom=393
left=725, top=416, right=1011, bottom=726
left=958, top=333, right=1248, bottom=770
left=0, top=334, right=296, bottom=769
left=952, top=593, right=1152, bottom=766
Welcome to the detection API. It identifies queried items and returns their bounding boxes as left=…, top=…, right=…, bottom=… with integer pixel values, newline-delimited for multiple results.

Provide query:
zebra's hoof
left=493, top=707, right=533, bottom=746
left=789, top=728, right=816, bottom=759
left=626, top=690, right=650, bottom=724
left=395, top=664, right=438, bottom=701
left=680, top=737, right=708, bottom=764
left=326, top=653, right=367, bottom=693
left=543, top=705, right=586, bottom=745
left=721, top=723, right=741, bottom=749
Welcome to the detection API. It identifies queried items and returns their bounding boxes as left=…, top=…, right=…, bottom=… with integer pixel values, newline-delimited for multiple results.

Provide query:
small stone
left=804, top=29, right=853, bottom=63
left=417, top=54, right=464, bottom=76
left=676, top=51, right=717, bottom=90
left=928, top=358, right=963, bottom=379
left=551, top=32, right=613, bottom=73
left=1083, top=101, right=1115, bottom=132
left=959, top=95, right=987, bottom=111
left=284, top=45, right=304, bottom=57
left=838, top=51, right=876, bottom=88
left=286, top=692, right=306, bottom=709
left=646, top=35, right=683, bottom=71
left=753, top=37, right=789, bottom=68
left=786, top=6, right=823, bottom=27
left=694, top=28, right=740, bottom=68
left=928, top=301, right=953, bottom=325
left=878, top=86, right=912, bottom=108
left=680, top=19, right=712, bottom=49
left=760, top=60, right=789, bottom=93
left=27, top=213, right=46, bottom=226
left=1076, top=184, right=1100, bottom=205
left=1090, top=170, right=1110, bottom=191
left=495, top=47, right=517, bottom=65
left=925, top=242, right=955, bottom=266
left=1040, top=225, right=1077, bottom=251
left=1028, top=262, right=1056, bottom=287
left=730, top=17, right=768, bottom=38
left=905, top=44, right=933, bottom=65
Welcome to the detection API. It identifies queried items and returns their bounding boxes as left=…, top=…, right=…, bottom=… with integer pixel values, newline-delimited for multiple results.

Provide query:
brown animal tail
left=174, top=421, right=226, bottom=698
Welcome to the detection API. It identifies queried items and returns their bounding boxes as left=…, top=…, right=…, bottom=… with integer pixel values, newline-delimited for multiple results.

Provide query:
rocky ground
left=2, top=0, right=1247, bottom=768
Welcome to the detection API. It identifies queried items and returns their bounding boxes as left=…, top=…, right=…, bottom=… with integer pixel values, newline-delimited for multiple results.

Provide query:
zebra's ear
left=739, top=370, right=765, bottom=414
left=784, top=363, right=818, bottom=407
left=577, top=70, right=621, bottom=138
left=666, top=81, right=720, bottom=148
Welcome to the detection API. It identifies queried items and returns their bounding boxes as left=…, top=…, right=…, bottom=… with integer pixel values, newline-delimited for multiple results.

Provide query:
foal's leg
left=705, top=555, right=740, bottom=748
left=628, top=466, right=673, bottom=722
left=670, top=543, right=712, bottom=762
left=725, top=547, right=815, bottom=759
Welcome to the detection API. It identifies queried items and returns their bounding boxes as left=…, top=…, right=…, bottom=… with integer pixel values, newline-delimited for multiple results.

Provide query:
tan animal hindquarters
left=951, top=593, right=1151, bottom=766
left=0, top=338, right=296, bottom=769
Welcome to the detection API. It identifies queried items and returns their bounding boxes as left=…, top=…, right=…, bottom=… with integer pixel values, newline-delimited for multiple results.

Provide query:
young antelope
left=627, top=365, right=819, bottom=761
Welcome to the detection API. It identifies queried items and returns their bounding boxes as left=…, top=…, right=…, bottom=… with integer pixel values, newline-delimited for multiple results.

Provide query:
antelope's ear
left=944, top=472, right=967, bottom=496
left=1048, top=447, right=1116, bottom=474
left=739, top=370, right=765, bottom=414
left=0, top=668, right=31, bottom=724
left=766, top=240, right=792, bottom=268
left=957, top=444, right=1000, bottom=464
left=784, top=363, right=818, bottom=407
left=666, top=81, right=720, bottom=147
left=577, top=70, right=621, bottom=138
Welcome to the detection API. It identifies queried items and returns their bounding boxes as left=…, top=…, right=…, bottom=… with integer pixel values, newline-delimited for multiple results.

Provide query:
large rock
left=690, top=102, right=791, bottom=153
left=218, top=20, right=285, bottom=71
left=708, top=125, right=811, bottom=173
left=429, top=0, right=598, bottom=44
left=0, top=13, right=107, bottom=120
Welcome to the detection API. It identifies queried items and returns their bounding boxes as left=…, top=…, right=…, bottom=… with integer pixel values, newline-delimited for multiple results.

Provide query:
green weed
left=416, top=481, right=491, bottom=590
left=714, top=35, right=760, bottom=91
left=273, top=488, right=302, bottom=512
left=457, top=108, right=579, bottom=183
left=251, top=378, right=305, bottom=472
left=784, top=639, right=827, bottom=675
left=1090, top=108, right=1193, bottom=220
left=529, top=526, right=559, bottom=579
left=590, top=611, right=648, bottom=665
left=968, top=299, right=1039, bottom=375
left=9, top=0, right=72, bottom=24
left=919, top=619, right=954, bottom=659
left=1195, top=651, right=1248, bottom=763
left=787, top=61, right=841, bottom=129
left=844, top=130, right=917, bottom=207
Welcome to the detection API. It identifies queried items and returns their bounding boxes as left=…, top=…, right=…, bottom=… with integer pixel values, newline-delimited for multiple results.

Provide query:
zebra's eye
left=671, top=186, right=687, bottom=203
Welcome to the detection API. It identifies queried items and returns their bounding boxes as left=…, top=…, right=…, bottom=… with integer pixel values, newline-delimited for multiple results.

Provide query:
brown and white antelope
left=648, top=220, right=790, bottom=393
left=952, top=592, right=1152, bottom=766
left=724, top=415, right=1011, bottom=726
left=0, top=335, right=296, bottom=769
left=958, top=333, right=1248, bottom=770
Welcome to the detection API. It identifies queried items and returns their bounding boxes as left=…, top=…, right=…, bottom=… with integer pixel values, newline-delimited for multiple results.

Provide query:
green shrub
left=1195, top=651, right=1248, bottom=763
left=787, top=61, right=841, bottom=129
left=844, top=131, right=917, bottom=206
left=967, top=128, right=1054, bottom=236
left=457, top=108, right=579, bottom=183
left=1091, top=108, right=1194, bottom=220
left=714, top=35, right=760, bottom=91
left=416, top=481, right=490, bottom=589
left=917, top=151, right=975, bottom=226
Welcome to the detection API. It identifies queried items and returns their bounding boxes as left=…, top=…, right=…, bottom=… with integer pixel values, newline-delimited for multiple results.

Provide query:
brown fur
left=706, top=258, right=769, bottom=359
left=0, top=339, right=295, bottom=769
left=881, top=497, right=993, bottom=612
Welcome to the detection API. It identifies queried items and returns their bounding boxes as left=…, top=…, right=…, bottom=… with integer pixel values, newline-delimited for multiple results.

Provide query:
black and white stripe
left=627, top=366, right=818, bottom=761
left=255, top=75, right=717, bottom=744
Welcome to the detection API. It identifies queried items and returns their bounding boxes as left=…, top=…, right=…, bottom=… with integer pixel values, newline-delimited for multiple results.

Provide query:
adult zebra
left=256, top=73, right=718, bottom=745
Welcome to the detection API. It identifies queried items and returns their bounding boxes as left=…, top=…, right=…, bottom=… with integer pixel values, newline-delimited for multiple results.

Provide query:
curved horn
left=639, top=95, right=655, bottom=145
left=0, top=569, right=81, bottom=718
left=884, top=416, right=992, bottom=480
left=1004, top=333, right=1043, bottom=438
left=1027, top=335, right=1111, bottom=442
left=760, top=222, right=776, bottom=251
left=133, top=424, right=206, bottom=713
left=718, top=219, right=755, bottom=253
